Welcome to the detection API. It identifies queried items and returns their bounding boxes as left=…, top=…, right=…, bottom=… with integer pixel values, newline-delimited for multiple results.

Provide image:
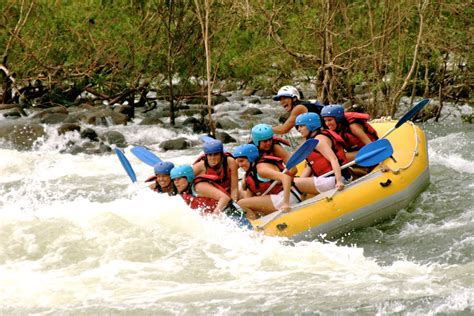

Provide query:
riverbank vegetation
left=1, top=0, right=471, bottom=130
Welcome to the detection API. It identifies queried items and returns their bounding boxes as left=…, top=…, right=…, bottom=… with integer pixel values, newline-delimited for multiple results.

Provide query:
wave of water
left=1, top=118, right=473, bottom=314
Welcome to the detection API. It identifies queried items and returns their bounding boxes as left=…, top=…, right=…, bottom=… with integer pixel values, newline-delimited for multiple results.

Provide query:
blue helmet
left=321, top=104, right=345, bottom=122
left=170, top=165, right=195, bottom=183
left=251, top=123, right=273, bottom=146
left=153, top=161, right=175, bottom=175
left=233, top=144, right=259, bottom=163
left=295, top=112, right=321, bottom=132
left=203, top=139, right=224, bottom=155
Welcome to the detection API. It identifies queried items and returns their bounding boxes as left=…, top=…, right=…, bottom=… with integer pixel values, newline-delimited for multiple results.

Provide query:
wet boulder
left=100, top=130, right=127, bottom=148
left=114, top=104, right=134, bottom=120
left=2, top=109, right=23, bottom=119
left=139, top=112, right=164, bottom=125
left=40, top=112, right=68, bottom=124
left=80, top=128, right=99, bottom=141
left=241, top=107, right=263, bottom=116
left=0, top=121, right=46, bottom=150
left=216, top=116, right=240, bottom=130
left=159, top=137, right=189, bottom=151
left=216, top=131, right=236, bottom=143
left=57, top=123, right=81, bottom=135
left=30, top=105, right=69, bottom=120
left=84, top=108, right=128, bottom=126
left=0, top=104, right=26, bottom=118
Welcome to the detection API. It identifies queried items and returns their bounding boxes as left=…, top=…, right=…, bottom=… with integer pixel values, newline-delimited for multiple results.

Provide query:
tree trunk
left=194, top=0, right=216, bottom=137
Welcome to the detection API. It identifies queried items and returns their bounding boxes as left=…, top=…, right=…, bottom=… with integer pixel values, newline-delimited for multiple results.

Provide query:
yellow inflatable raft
left=251, top=121, right=430, bottom=241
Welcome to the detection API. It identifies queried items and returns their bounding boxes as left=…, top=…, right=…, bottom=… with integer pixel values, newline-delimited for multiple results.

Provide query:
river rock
left=30, top=105, right=69, bottom=119
left=216, top=131, right=236, bottom=143
left=84, top=108, right=128, bottom=126
left=139, top=112, right=164, bottom=125
left=182, top=116, right=207, bottom=133
left=40, top=112, right=68, bottom=124
left=247, top=97, right=262, bottom=104
left=100, top=130, right=127, bottom=148
left=80, top=128, right=99, bottom=141
left=216, top=116, right=240, bottom=129
left=114, top=104, right=134, bottom=119
left=159, top=137, right=189, bottom=151
left=2, top=109, right=23, bottom=119
left=0, top=104, right=27, bottom=117
left=0, top=121, right=45, bottom=150
left=254, top=88, right=273, bottom=98
left=57, top=123, right=81, bottom=135
left=241, top=107, right=263, bottom=116
left=242, top=88, right=256, bottom=96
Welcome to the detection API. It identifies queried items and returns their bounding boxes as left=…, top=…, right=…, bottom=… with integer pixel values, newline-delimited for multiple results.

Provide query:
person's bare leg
left=194, top=182, right=231, bottom=214
left=294, top=177, right=320, bottom=195
left=238, top=196, right=277, bottom=216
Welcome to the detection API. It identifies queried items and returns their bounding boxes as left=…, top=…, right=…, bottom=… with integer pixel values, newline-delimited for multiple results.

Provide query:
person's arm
left=228, top=157, right=239, bottom=201
left=192, top=161, right=204, bottom=176
left=273, top=144, right=298, bottom=175
left=316, top=135, right=345, bottom=190
left=257, top=163, right=292, bottom=211
left=349, top=123, right=373, bottom=145
left=272, top=105, right=307, bottom=135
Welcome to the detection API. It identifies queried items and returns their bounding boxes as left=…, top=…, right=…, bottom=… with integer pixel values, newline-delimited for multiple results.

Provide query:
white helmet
left=272, top=85, right=301, bottom=101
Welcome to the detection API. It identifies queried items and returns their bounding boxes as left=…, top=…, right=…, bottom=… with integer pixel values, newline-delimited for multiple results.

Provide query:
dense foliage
left=1, top=0, right=471, bottom=119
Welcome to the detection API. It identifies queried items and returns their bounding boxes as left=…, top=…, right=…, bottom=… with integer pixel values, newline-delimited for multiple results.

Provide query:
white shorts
left=312, top=176, right=336, bottom=193
left=270, top=190, right=300, bottom=209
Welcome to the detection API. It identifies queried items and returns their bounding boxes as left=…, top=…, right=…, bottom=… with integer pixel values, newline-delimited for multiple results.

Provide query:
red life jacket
left=193, top=152, right=234, bottom=193
left=306, top=130, right=348, bottom=176
left=180, top=192, right=218, bottom=214
left=193, top=174, right=230, bottom=196
left=341, top=112, right=379, bottom=152
left=244, top=155, right=285, bottom=196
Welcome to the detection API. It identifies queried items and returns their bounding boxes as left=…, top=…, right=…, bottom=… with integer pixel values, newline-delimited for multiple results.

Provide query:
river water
left=0, top=99, right=472, bottom=315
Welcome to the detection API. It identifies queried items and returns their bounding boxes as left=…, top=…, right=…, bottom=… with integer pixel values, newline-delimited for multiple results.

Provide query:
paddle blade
left=355, top=139, right=393, bottom=167
left=200, top=135, right=215, bottom=143
left=286, top=138, right=319, bottom=169
left=130, top=146, right=161, bottom=166
left=395, top=98, right=430, bottom=128
left=114, top=148, right=137, bottom=183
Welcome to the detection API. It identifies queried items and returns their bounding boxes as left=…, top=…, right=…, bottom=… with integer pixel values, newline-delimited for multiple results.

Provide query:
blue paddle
left=320, top=138, right=393, bottom=177
left=130, top=146, right=161, bottom=166
left=261, top=138, right=319, bottom=196
left=114, top=148, right=137, bottom=183
left=200, top=135, right=216, bottom=143
left=380, top=98, right=430, bottom=139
